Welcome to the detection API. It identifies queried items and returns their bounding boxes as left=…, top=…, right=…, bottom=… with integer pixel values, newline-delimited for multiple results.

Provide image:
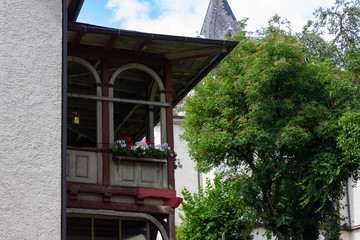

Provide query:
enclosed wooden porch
left=65, top=4, right=238, bottom=237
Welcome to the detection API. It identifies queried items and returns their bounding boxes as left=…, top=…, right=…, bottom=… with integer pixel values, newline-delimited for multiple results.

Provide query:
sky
left=77, top=0, right=335, bottom=37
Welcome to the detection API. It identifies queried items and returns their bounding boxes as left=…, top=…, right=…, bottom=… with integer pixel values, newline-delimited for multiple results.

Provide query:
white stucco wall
left=172, top=117, right=202, bottom=225
left=0, top=1, right=62, bottom=239
left=154, top=117, right=202, bottom=225
left=341, top=180, right=360, bottom=240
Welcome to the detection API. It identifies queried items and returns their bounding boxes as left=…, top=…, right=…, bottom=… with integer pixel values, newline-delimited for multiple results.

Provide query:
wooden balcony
left=67, top=149, right=168, bottom=189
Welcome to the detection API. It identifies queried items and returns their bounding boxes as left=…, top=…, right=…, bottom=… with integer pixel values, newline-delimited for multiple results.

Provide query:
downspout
left=346, top=181, right=352, bottom=228
left=61, top=0, right=68, bottom=239
left=197, top=171, right=202, bottom=195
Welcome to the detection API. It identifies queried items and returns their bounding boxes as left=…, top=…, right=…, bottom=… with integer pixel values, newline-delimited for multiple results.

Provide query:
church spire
left=200, top=0, right=241, bottom=39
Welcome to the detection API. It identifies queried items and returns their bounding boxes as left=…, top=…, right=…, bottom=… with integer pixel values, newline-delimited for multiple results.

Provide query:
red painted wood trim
left=67, top=199, right=171, bottom=215
left=68, top=44, right=167, bottom=66
left=164, top=62, right=175, bottom=190
left=136, top=39, right=152, bottom=56
left=72, top=32, right=85, bottom=49
left=104, top=36, right=119, bottom=53
left=67, top=182, right=138, bottom=196
left=67, top=183, right=179, bottom=199
left=102, top=59, right=111, bottom=185
left=164, top=197, right=183, bottom=208
left=138, top=188, right=176, bottom=199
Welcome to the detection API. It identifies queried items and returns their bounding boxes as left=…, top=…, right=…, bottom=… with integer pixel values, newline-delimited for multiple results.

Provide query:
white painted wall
left=172, top=117, right=202, bottom=225
left=155, top=116, right=202, bottom=225
left=341, top=180, right=360, bottom=240
left=0, top=1, right=62, bottom=239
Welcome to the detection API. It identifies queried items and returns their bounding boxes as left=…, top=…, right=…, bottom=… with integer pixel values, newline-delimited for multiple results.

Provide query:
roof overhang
left=67, top=21, right=238, bottom=106
left=66, top=0, right=239, bottom=143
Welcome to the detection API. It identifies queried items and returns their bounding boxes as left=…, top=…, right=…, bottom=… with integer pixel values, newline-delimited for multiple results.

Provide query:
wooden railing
left=67, top=149, right=168, bottom=189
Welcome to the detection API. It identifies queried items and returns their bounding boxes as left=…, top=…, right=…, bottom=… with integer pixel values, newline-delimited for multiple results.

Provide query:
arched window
left=67, top=57, right=101, bottom=148
left=109, top=63, right=167, bottom=144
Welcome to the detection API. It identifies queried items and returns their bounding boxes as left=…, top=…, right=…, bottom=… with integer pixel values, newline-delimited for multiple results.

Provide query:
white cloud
left=105, top=0, right=335, bottom=37
left=106, top=0, right=150, bottom=23
left=228, top=0, right=334, bottom=33
left=106, top=0, right=208, bottom=37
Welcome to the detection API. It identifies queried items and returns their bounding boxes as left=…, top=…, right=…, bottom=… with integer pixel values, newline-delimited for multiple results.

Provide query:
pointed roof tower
left=200, top=0, right=241, bottom=39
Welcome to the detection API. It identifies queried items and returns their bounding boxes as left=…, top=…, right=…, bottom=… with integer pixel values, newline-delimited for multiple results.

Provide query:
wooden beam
left=171, top=53, right=213, bottom=62
left=72, top=32, right=85, bottom=49
left=171, top=78, right=188, bottom=86
left=168, top=209, right=176, bottom=240
left=114, top=105, right=140, bottom=135
left=67, top=0, right=76, bottom=20
left=171, top=67, right=197, bottom=75
left=114, top=71, right=151, bottom=83
left=164, top=47, right=227, bottom=60
left=68, top=44, right=168, bottom=66
left=136, top=39, right=152, bottom=56
left=67, top=199, right=171, bottom=215
left=104, top=36, right=119, bottom=53
left=67, top=182, right=138, bottom=195
left=164, top=62, right=175, bottom=190
left=68, top=93, right=170, bottom=107
left=101, top=59, right=111, bottom=186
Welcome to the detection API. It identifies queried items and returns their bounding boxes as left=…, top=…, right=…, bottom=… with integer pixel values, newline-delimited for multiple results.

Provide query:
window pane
left=94, top=218, right=119, bottom=240
left=67, top=217, right=92, bottom=240
left=122, top=220, right=147, bottom=240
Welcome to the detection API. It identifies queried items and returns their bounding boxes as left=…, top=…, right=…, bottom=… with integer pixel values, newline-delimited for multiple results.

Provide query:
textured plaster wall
left=0, top=1, right=62, bottom=239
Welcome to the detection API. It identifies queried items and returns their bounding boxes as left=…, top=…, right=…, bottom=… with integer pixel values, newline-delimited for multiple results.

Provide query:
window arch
left=109, top=63, right=167, bottom=144
left=67, top=56, right=102, bottom=148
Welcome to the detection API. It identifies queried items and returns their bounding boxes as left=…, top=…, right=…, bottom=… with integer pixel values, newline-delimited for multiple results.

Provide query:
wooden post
left=101, top=58, right=110, bottom=186
left=168, top=209, right=176, bottom=240
left=164, top=62, right=175, bottom=190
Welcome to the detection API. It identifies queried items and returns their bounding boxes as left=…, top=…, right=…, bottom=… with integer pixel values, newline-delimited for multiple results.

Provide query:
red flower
left=146, top=141, right=154, bottom=145
left=124, top=136, right=131, bottom=143
left=126, top=144, right=133, bottom=147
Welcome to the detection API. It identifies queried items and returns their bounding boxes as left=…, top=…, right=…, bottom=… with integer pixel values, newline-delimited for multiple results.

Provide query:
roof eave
left=68, top=22, right=239, bottom=47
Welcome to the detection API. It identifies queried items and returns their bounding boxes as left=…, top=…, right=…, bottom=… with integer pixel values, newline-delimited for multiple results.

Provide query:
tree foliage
left=180, top=28, right=359, bottom=239
left=178, top=1, right=360, bottom=239
left=176, top=175, right=255, bottom=240
left=298, top=0, right=360, bottom=82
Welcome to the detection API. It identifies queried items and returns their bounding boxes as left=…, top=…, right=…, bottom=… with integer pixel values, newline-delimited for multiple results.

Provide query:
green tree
left=298, top=0, right=360, bottom=81
left=181, top=30, right=359, bottom=240
left=177, top=175, right=255, bottom=240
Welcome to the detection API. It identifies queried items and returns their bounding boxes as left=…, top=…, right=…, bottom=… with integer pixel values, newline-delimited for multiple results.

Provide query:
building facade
left=0, top=1, right=238, bottom=239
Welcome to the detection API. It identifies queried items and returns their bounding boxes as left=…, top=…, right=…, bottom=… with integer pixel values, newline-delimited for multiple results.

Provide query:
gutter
left=67, top=22, right=239, bottom=48
left=62, top=0, right=68, bottom=239
left=346, top=182, right=352, bottom=227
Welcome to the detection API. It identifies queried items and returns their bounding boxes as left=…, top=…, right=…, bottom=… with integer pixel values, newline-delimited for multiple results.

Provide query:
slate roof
left=200, top=0, right=241, bottom=39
